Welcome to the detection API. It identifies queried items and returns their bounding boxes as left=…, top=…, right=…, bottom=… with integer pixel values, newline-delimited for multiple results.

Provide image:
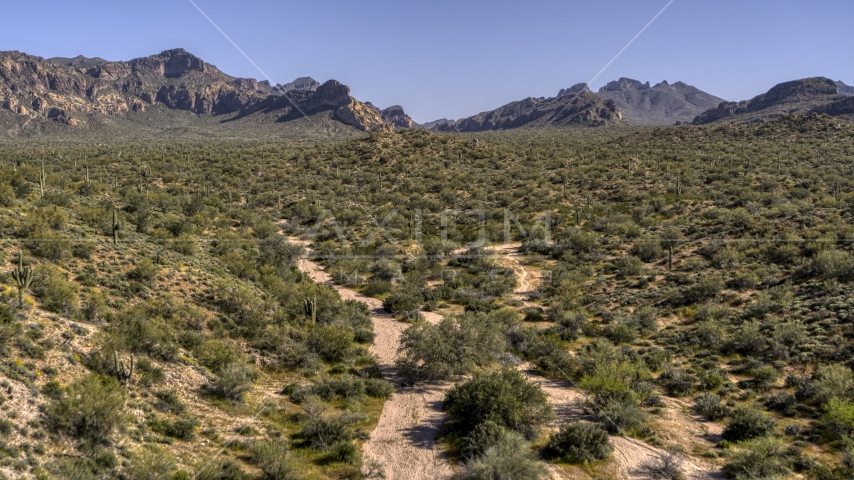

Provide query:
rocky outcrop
left=380, top=105, right=415, bottom=129
left=595, top=77, right=724, bottom=126
left=0, top=49, right=401, bottom=132
left=693, top=77, right=847, bottom=124
left=277, top=77, right=320, bottom=93
left=837, top=81, right=854, bottom=96
left=558, top=83, right=590, bottom=97
left=437, top=90, right=623, bottom=132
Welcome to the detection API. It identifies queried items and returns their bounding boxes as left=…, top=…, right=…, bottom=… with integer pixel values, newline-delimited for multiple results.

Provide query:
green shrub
left=543, top=422, right=613, bottom=463
left=32, top=265, right=78, bottom=316
left=396, top=313, right=506, bottom=381
left=148, top=416, right=199, bottom=441
left=722, top=407, right=776, bottom=442
left=444, top=369, right=553, bottom=438
left=695, top=393, right=729, bottom=421
left=819, top=398, right=854, bottom=442
left=722, top=437, right=790, bottom=479
left=632, top=241, right=664, bottom=262
left=124, top=445, right=177, bottom=480
left=813, top=364, right=854, bottom=403
left=364, top=378, right=394, bottom=398
left=464, top=420, right=509, bottom=458
left=383, top=285, right=423, bottom=318
left=206, top=362, right=253, bottom=402
left=463, top=429, right=546, bottom=480
left=307, top=324, right=355, bottom=363
left=44, top=374, right=127, bottom=448
left=597, top=398, right=646, bottom=434
left=249, top=439, right=299, bottom=480
left=195, top=459, right=246, bottom=480
left=300, top=412, right=360, bottom=449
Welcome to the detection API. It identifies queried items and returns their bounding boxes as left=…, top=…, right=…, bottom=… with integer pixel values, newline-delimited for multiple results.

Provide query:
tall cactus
left=38, top=162, right=47, bottom=199
left=113, top=351, right=134, bottom=385
left=111, top=207, right=120, bottom=245
left=11, top=254, right=33, bottom=308
left=304, top=296, right=317, bottom=325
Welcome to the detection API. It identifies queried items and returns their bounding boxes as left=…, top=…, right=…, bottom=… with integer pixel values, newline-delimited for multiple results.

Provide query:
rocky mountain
left=0, top=49, right=395, bottom=134
left=378, top=105, right=415, bottom=129
left=693, top=77, right=853, bottom=124
left=434, top=90, right=623, bottom=132
left=594, top=77, right=725, bottom=126
left=421, top=118, right=453, bottom=129
left=837, top=81, right=854, bottom=96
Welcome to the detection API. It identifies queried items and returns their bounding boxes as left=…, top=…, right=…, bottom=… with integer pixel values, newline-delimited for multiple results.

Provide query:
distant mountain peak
left=558, top=83, right=590, bottom=97
left=600, top=78, right=650, bottom=92
left=595, top=77, right=724, bottom=126
left=837, top=81, right=854, bottom=96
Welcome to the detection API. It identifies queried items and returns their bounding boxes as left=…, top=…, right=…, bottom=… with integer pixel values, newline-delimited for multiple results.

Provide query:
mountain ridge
left=0, top=48, right=399, bottom=135
left=594, top=77, right=725, bottom=126
left=693, top=76, right=853, bottom=124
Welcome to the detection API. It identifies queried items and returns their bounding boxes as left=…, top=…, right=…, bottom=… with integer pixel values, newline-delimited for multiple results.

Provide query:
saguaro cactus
left=111, top=207, right=120, bottom=245
left=304, top=296, right=317, bottom=325
left=11, top=254, right=33, bottom=308
left=38, top=163, right=47, bottom=199
left=113, top=351, right=134, bottom=385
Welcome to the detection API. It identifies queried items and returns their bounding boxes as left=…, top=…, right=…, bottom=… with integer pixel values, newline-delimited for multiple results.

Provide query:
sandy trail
left=503, top=248, right=722, bottom=480
left=290, top=238, right=454, bottom=480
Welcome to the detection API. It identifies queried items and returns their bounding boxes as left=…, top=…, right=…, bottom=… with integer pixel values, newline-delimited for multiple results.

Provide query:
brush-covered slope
left=595, top=78, right=725, bottom=125
left=0, top=49, right=393, bottom=137
left=693, top=77, right=854, bottom=124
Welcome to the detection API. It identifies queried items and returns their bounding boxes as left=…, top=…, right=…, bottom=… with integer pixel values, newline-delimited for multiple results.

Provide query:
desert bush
left=195, top=459, right=246, bottom=480
left=206, top=362, right=253, bottom=402
left=248, top=439, right=299, bottom=480
left=44, top=374, right=127, bottom=448
left=639, top=449, right=686, bottom=480
left=722, top=407, right=777, bottom=442
left=543, top=422, right=612, bottom=463
left=364, top=378, right=394, bottom=398
left=695, top=393, right=729, bottom=421
left=722, top=437, right=790, bottom=480
left=463, top=429, right=546, bottom=480
left=383, top=285, right=423, bottom=318
left=396, top=313, right=505, bottom=381
left=444, top=369, right=553, bottom=438
left=813, top=364, right=854, bottom=403
left=818, top=398, right=854, bottom=442
left=257, top=235, right=303, bottom=276
left=148, top=416, right=199, bottom=441
left=597, top=398, right=646, bottom=434
left=300, top=412, right=361, bottom=449
left=124, top=445, right=177, bottom=480
left=464, top=420, right=508, bottom=458
left=632, top=240, right=664, bottom=262
left=32, top=264, right=78, bottom=316
left=306, top=323, right=356, bottom=363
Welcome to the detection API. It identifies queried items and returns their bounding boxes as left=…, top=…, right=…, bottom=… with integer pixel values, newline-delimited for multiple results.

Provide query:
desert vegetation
left=0, top=113, right=853, bottom=478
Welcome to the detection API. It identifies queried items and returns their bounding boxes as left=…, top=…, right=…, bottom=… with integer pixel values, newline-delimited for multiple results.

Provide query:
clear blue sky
left=3, top=0, right=852, bottom=123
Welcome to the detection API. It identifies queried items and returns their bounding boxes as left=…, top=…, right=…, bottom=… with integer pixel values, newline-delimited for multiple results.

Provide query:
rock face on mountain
left=276, top=76, right=320, bottom=93
left=837, top=81, right=854, bottom=96
left=693, top=77, right=852, bottom=124
left=421, top=118, right=453, bottom=129
left=558, top=83, right=591, bottom=97
left=435, top=90, right=623, bottom=132
left=379, top=105, right=415, bottom=129
left=594, top=77, right=725, bottom=126
left=0, top=49, right=395, bottom=132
